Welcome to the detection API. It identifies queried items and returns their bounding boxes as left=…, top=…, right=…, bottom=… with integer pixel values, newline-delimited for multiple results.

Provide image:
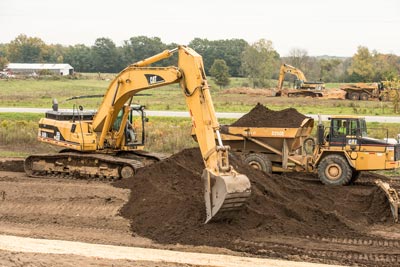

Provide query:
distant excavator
left=24, top=46, right=251, bottom=223
left=276, top=64, right=325, bottom=97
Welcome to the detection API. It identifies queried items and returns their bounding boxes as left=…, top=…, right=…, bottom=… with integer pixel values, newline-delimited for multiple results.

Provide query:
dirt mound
left=114, top=148, right=391, bottom=248
left=230, top=103, right=308, bottom=128
left=222, top=87, right=277, bottom=96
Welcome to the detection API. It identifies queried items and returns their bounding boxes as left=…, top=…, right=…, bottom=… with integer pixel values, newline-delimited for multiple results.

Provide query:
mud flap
left=375, top=179, right=400, bottom=223
left=203, top=169, right=251, bottom=223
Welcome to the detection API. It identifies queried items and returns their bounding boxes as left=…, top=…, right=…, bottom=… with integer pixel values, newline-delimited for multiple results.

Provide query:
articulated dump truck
left=217, top=106, right=400, bottom=222
left=340, top=81, right=400, bottom=101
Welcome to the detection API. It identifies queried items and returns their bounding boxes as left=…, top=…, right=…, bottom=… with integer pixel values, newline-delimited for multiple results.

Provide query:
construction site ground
left=0, top=154, right=399, bottom=267
left=1, top=105, right=400, bottom=266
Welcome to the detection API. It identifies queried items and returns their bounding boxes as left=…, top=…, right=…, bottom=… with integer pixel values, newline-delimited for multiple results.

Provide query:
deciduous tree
left=91, top=38, right=120, bottom=73
left=287, top=48, right=309, bottom=71
left=241, top=39, right=279, bottom=88
left=210, top=59, right=230, bottom=89
left=64, top=44, right=92, bottom=72
left=121, top=36, right=168, bottom=67
left=347, top=46, right=374, bottom=82
left=8, top=34, right=47, bottom=63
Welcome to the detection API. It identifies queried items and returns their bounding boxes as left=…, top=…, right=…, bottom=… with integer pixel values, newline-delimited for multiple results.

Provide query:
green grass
left=0, top=113, right=43, bottom=121
left=0, top=114, right=209, bottom=155
left=0, top=151, right=31, bottom=157
left=0, top=79, right=109, bottom=108
left=1, top=112, right=399, bottom=157
left=1, top=78, right=400, bottom=116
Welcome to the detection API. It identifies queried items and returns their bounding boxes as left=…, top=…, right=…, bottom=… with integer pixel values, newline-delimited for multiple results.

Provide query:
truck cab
left=315, top=115, right=400, bottom=185
left=326, top=116, right=367, bottom=146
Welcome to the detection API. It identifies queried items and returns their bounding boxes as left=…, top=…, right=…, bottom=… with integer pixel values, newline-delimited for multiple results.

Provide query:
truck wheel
left=244, top=153, right=272, bottom=175
left=349, top=92, right=360, bottom=100
left=360, top=93, right=369, bottom=101
left=318, top=155, right=352, bottom=185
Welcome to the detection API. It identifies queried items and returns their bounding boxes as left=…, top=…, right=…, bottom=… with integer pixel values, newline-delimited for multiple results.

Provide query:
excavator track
left=24, top=152, right=158, bottom=181
left=287, top=91, right=324, bottom=98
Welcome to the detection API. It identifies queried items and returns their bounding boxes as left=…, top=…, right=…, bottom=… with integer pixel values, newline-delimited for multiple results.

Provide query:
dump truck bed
left=220, top=117, right=314, bottom=154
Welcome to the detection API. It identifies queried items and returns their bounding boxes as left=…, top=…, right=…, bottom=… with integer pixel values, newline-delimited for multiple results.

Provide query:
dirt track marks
left=0, top=171, right=142, bottom=246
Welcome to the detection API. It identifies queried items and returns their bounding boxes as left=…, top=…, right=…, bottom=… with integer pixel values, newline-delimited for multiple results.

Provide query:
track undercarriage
left=24, top=150, right=165, bottom=180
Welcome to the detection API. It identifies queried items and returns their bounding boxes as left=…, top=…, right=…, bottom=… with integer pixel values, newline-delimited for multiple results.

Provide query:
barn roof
left=6, top=63, right=73, bottom=70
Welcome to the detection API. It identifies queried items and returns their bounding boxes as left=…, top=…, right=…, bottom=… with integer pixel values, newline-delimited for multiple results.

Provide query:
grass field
left=0, top=111, right=399, bottom=157
left=1, top=77, right=399, bottom=116
left=0, top=112, right=237, bottom=157
left=1, top=77, right=400, bottom=157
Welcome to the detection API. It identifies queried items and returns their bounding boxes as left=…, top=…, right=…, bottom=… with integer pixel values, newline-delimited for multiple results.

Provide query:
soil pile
left=114, top=148, right=391, bottom=248
left=230, top=103, right=308, bottom=128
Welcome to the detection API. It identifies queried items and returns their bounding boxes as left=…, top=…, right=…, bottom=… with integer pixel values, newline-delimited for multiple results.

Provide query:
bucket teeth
left=203, top=169, right=251, bottom=223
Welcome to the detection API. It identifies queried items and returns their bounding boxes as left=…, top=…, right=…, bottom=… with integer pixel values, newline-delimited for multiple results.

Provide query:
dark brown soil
left=0, top=158, right=24, bottom=172
left=230, top=103, right=308, bottom=128
left=114, top=148, right=391, bottom=248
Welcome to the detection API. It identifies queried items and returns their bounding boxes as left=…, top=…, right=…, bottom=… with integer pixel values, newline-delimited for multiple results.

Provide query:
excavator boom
left=277, top=64, right=307, bottom=90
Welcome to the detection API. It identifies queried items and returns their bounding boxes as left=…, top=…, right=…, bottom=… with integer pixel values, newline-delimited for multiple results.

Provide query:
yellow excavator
left=277, top=64, right=325, bottom=97
left=24, top=46, right=251, bottom=223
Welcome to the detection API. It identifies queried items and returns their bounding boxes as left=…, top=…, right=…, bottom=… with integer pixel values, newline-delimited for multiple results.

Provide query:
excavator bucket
left=203, top=169, right=251, bottom=223
left=375, top=179, right=400, bottom=223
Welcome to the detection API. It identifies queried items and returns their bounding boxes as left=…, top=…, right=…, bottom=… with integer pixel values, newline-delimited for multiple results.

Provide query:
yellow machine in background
left=340, top=81, right=400, bottom=101
left=277, top=64, right=325, bottom=97
left=25, top=46, right=251, bottom=223
left=340, top=82, right=385, bottom=101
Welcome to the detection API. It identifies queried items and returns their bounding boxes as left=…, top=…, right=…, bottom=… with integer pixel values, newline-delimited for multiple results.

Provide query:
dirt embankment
left=114, top=148, right=392, bottom=246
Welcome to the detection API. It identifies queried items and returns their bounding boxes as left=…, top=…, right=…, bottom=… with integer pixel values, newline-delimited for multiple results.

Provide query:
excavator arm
left=277, top=64, right=307, bottom=90
left=68, top=46, right=251, bottom=223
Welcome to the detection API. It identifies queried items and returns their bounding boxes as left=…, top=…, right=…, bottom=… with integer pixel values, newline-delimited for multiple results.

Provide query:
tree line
left=0, top=34, right=399, bottom=88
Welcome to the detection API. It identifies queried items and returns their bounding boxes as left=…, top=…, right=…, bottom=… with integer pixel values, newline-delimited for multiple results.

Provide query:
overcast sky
left=1, top=0, right=399, bottom=57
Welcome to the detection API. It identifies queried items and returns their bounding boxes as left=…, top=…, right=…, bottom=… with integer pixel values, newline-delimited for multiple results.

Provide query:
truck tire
left=317, top=155, right=352, bottom=185
left=349, top=92, right=360, bottom=100
left=244, top=153, right=272, bottom=175
left=360, top=92, right=369, bottom=101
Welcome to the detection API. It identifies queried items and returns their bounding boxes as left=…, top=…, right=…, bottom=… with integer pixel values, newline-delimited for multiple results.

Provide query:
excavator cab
left=294, top=79, right=304, bottom=89
left=112, top=104, right=147, bottom=148
left=126, top=105, right=147, bottom=146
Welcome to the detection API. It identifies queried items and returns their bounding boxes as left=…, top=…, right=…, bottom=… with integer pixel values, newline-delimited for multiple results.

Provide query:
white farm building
left=6, top=63, right=74, bottom=76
